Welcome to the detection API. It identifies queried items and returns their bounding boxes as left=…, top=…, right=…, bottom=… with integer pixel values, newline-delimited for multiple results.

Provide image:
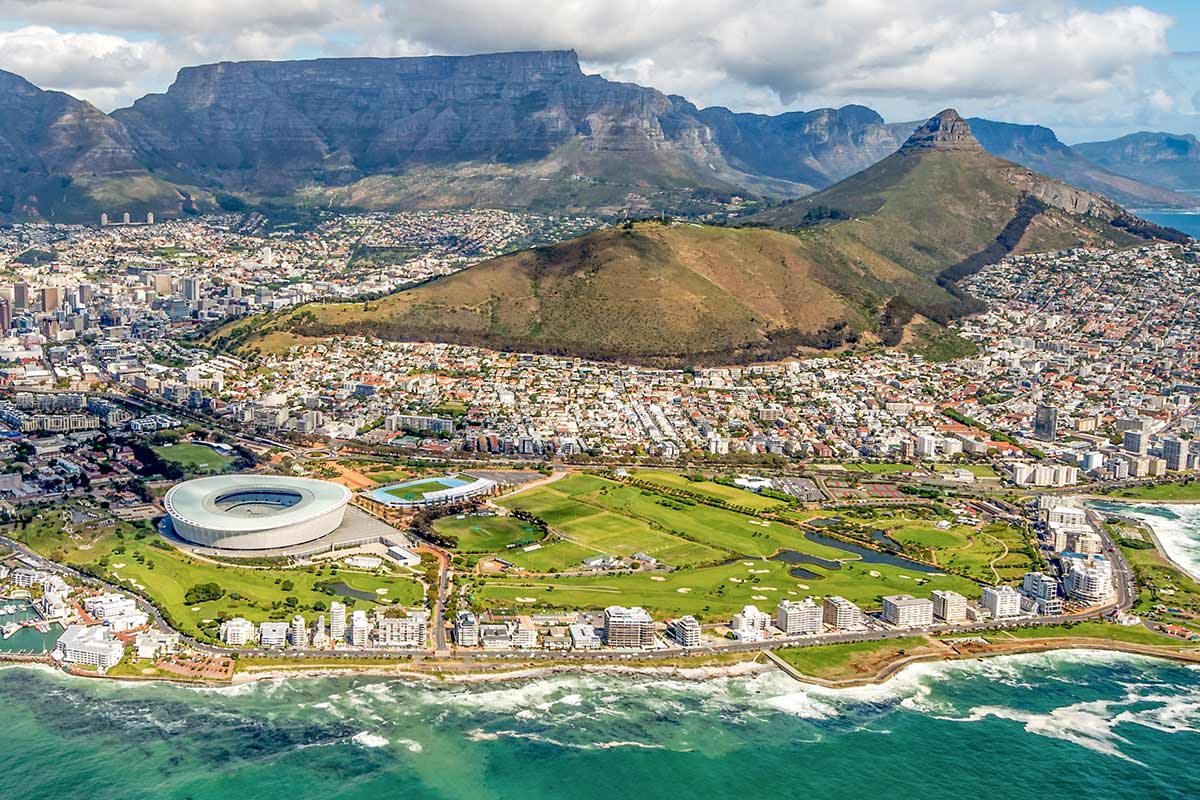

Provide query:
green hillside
left=218, top=111, right=1157, bottom=366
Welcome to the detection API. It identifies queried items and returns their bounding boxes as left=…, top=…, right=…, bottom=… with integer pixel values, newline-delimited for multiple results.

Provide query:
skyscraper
left=0, top=298, right=10, bottom=334
left=13, top=282, right=29, bottom=311
left=1034, top=404, right=1058, bottom=441
left=1163, top=437, right=1187, bottom=472
left=329, top=601, right=347, bottom=642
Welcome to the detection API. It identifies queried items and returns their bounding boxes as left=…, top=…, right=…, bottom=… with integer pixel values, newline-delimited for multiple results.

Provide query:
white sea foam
left=466, top=728, right=679, bottom=751
left=1093, top=501, right=1200, bottom=580
left=351, top=731, right=389, bottom=748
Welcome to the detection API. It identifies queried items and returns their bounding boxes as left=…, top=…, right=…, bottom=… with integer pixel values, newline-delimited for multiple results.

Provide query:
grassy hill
left=217, top=111, right=1165, bottom=366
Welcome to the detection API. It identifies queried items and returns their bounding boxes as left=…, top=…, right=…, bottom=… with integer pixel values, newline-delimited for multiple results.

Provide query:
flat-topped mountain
left=0, top=51, right=1194, bottom=221
left=224, top=112, right=1166, bottom=366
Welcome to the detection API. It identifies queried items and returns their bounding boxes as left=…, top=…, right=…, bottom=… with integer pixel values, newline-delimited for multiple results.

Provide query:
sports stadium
left=368, top=473, right=496, bottom=508
left=164, top=474, right=352, bottom=550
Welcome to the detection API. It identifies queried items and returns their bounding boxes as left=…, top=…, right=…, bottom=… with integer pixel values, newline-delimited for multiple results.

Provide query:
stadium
left=368, top=473, right=496, bottom=508
left=164, top=474, right=352, bottom=550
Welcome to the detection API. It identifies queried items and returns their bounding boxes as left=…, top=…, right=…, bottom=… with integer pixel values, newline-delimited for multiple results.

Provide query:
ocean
left=1142, top=189, right=1200, bottom=239
left=0, top=652, right=1196, bottom=800
left=1089, top=500, right=1200, bottom=580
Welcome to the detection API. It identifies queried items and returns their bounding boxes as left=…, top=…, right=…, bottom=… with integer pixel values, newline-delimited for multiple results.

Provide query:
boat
left=1, top=622, right=19, bottom=639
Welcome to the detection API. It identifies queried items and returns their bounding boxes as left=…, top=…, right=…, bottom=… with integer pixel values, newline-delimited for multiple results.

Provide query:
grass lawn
left=888, top=520, right=1033, bottom=584
left=985, top=621, right=1183, bottom=646
left=497, top=479, right=723, bottom=567
left=153, top=442, right=236, bottom=474
left=369, top=470, right=416, bottom=484
left=434, top=515, right=543, bottom=552
left=12, top=511, right=424, bottom=641
left=1109, top=482, right=1200, bottom=501
left=629, top=470, right=785, bottom=511
left=842, top=463, right=915, bottom=474
left=775, top=636, right=933, bottom=680
left=1120, top=542, right=1200, bottom=614
left=384, top=478, right=457, bottom=501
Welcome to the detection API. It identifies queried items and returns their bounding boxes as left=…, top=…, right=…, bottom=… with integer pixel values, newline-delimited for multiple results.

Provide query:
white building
left=259, top=621, right=289, bottom=648
left=1020, top=572, right=1064, bottom=615
left=329, top=601, right=347, bottom=643
left=455, top=610, right=479, bottom=647
left=219, top=617, right=256, bottom=646
left=882, top=595, right=934, bottom=628
left=822, top=596, right=861, bottom=630
left=569, top=623, right=602, bottom=650
left=1062, top=554, right=1115, bottom=606
left=730, top=604, right=772, bottom=640
left=775, top=598, right=823, bottom=635
left=603, top=606, right=655, bottom=648
left=982, top=586, right=1023, bottom=619
left=290, top=614, right=307, bottom=647
left=83, top=593, right=137, bottom=620
left=348, top=609, right=371, bottom=647
left=374, top=610, right=428, bottom=648
left=666, top=615, right=702, bottom=647
left=930, top=589, right=968, bottom=623
left=57, top=624, right=124, bottom=671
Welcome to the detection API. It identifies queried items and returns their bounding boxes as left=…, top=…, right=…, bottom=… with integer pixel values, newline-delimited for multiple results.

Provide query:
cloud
left=0, top=25, right=173, bottom=106
left=0, top=0, right=1181, bottom=136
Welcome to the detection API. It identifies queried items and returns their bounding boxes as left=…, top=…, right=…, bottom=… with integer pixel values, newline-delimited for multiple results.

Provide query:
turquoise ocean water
left=1142, top=198, right=1200, bottom=239
left=0, top=651, right=1196, bottom=800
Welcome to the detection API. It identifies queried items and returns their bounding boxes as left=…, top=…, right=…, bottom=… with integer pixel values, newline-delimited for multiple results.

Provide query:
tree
left=184, top=582, right=226, bottom=605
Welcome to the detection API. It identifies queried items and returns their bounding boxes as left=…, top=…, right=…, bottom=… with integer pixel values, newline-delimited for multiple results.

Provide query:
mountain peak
left=902, top=109, right=981, bottom=152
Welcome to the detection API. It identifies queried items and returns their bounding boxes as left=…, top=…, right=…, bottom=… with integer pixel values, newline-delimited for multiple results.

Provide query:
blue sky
left=0, top=1, right=1195, bottom=142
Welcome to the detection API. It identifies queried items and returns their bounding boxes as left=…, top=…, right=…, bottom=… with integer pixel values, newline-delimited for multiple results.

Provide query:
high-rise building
left=1020, top=572, right=1063, bottom=615
left=40, top=286, right=61, bottom=312
left=666, top=616, right=702, bottom=647
left=775, top=598, right=823, bottom=635
left=881, top=595, right=934, bottom=627
left=1163, top=437, right=1188, bottom=472
left=13, top=282, right=29, bottom=310
left=349, top=609, right=371, bottom=647
left=153, top=272, right=173, bottom=296
left=259, top=622, right=288, bottom=648
left=603, top=606, right=655, bottom=648
left=455, top=611, right=479, bottom=646
left=182, top=276, right=201, bottom=302
left=1034, top=404, right=1058, bottom=441
left=930, top=590, right=968, bottom=623
left=329, top=601, right=347, bottom=642
left=290, top=614, right=307, bottom=647
left=730, top=604, right=772, bottom=638
left=1123, top=430, right=1147, bottom=455
left=822, top=596, right=861, bottom=630
left=982, top=586, right=1023, bottom=619
left=0, top=298, right=10, bottom=333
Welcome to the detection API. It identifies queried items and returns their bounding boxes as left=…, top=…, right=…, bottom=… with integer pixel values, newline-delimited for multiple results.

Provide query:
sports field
left=433, top=514, right=543, bottom=552
left=384, top=478, right=463, bottom=501
left=153, top=443, right=237, bottom=474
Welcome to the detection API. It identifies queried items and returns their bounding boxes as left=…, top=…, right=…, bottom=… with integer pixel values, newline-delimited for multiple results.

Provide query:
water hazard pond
left=771, top=532, right=937, bottom=579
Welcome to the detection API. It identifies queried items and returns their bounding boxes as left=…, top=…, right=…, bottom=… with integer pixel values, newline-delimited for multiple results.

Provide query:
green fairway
left=433, top=514, right=543, bottom=552
left=889, top=524, right=967, bottom=549
left=775, top=636, right=932, bottom=680
left=153, top=443, right=237, bottom=474
left=1109, top=482, right=1200, bottom=501
left=470, top=552, right=980, bottom=621
left=629, top=470, right=785, bottom=511
left=14, top=511, right=423, bottom=641
left=497, top=478, right=724, bottom=567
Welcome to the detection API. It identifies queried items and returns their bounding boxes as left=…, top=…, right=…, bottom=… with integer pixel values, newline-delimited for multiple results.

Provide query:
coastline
left=1086, top=496, right=1200, bottom=579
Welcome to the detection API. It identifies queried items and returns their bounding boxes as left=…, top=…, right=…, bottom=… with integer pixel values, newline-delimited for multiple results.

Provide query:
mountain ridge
left=219, top=111, right=1161, bottom=367
left=0, top=51, right=1195, bottom=222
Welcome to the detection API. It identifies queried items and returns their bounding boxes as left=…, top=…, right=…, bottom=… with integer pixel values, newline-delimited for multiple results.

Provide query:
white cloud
left=0, top=0, right=1184, bottom=138
left=0, top=25, right=173, bottom=106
